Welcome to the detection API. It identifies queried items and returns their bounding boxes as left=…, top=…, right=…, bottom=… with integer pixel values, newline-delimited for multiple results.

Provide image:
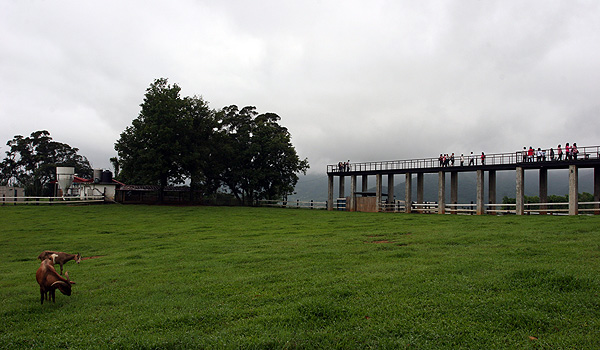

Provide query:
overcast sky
left=1, top=0, right=599, bottom=176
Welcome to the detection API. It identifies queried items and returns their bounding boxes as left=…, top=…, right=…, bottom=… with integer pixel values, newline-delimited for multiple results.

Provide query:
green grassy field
left=1, top=205, right=599, bottom=349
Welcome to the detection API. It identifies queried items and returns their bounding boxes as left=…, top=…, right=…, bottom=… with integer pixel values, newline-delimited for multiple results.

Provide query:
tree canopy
left=0, top=130, right=92, bottom=196
left=115, top=78, right=187, bottom=196
left=217, top=106, right=309, bottom=203
left=114, top=78, right=309, bottom=203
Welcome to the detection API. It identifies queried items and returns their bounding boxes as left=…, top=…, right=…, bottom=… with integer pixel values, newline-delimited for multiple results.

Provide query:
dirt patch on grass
left=82, top=255, right=104, bottom=260
left=365, top=240, right=395, bottom=244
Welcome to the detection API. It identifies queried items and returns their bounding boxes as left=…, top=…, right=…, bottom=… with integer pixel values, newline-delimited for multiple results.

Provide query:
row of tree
left=0, top=130, right=92, bottom=196
left=114, top=78, right=309, bottom=203
left=0, top=78, right=309, bottom=202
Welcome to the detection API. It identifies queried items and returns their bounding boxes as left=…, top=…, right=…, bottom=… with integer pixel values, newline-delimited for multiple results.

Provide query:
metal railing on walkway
left=328, top=145, right=600, bottom=173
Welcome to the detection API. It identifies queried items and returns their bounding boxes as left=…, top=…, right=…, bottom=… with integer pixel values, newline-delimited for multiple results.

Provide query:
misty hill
left=289, top=169, right=596, bottom=203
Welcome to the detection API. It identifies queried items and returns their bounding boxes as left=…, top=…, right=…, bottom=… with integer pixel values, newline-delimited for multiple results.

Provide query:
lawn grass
left=1, top=205, right=599, bottom=349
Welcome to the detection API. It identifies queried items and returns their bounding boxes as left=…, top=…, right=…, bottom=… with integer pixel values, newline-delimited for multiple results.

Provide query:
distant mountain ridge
left=289, top=169, right=596, bottom=203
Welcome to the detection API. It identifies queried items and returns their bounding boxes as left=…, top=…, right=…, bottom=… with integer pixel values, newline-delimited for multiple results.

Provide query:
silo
left=93, top=169, right=102, bottom=183
left=56, top=167, right=75, bottom=196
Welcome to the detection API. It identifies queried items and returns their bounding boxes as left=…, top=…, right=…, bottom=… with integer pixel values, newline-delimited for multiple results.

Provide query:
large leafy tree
left=250, top=112, right=309, bottom=201
left=217, top=105, right=257, bottom=203
left=179, top=95, right=220, bottom=199
left=0, top=130, right=92, bottom=196
left=115, top=78, right=309, bottom=204
left=218, top=105, right=309, bottom=203
left=115, top=78, right=187, bottom=201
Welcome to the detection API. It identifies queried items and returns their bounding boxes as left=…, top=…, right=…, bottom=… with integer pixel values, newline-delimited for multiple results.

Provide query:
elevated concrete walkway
left=327, top=146, right=600, bottom=215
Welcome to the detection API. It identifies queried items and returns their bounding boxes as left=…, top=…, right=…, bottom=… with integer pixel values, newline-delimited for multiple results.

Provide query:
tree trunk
left=159, top=174, right=168, bottom=204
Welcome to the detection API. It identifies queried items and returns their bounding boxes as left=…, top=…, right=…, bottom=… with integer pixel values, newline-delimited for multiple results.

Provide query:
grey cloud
left=1, top=0, right=598, bottom=174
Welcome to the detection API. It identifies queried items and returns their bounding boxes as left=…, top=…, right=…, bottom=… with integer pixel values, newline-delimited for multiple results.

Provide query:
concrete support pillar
left=327, top=175, right=334, bottom=211
left=516, top=167, right=524, bottom=215
left=438, top=171, right=445, bottom=214
left=539, top=168, right=548, bottom=215
left=476, top=169, right=484, bottom=215
left=489, top=170, right=496, bottom=215
left=350, top=175, right=357, bottom=212
left=405, top=173, right=412, bottom=213
left=339, top=176, right=345, bottom=199
left=450, top=172, right=458, bottom=215
left=376, top=174, right=382, bottom=212
left=569, top=165, right=578, bottom=216
left=417, top=173, right=424, bottom=205
left=362, top=175, right=368, bottom=193
left=594, top=167, right=600, bottom=215
left=387, top=174, right=394, bottom=206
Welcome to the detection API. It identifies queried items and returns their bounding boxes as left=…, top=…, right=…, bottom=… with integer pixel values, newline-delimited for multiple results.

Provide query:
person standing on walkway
left=565, top=143, right=571, bottom=160
left=557, top=144, right=563, bottom=160
left=528, top=147, right=534, bottom=162
left=572, top=143, right=578, bottom=160
left=460, top=154, right=465, bottom=166
left=481, top=152, right=486, bottom=165
left=469, top=152, right=475, bottom=166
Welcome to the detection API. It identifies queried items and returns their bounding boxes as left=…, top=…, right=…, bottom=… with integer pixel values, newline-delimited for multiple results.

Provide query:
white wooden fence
left=257, top=199, right=328, bottom=209
left=259, top=199, right=599, bottom=215
left=380, top=201, right=600, bottom=215
left=1, top=195, right=105, bottom=205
